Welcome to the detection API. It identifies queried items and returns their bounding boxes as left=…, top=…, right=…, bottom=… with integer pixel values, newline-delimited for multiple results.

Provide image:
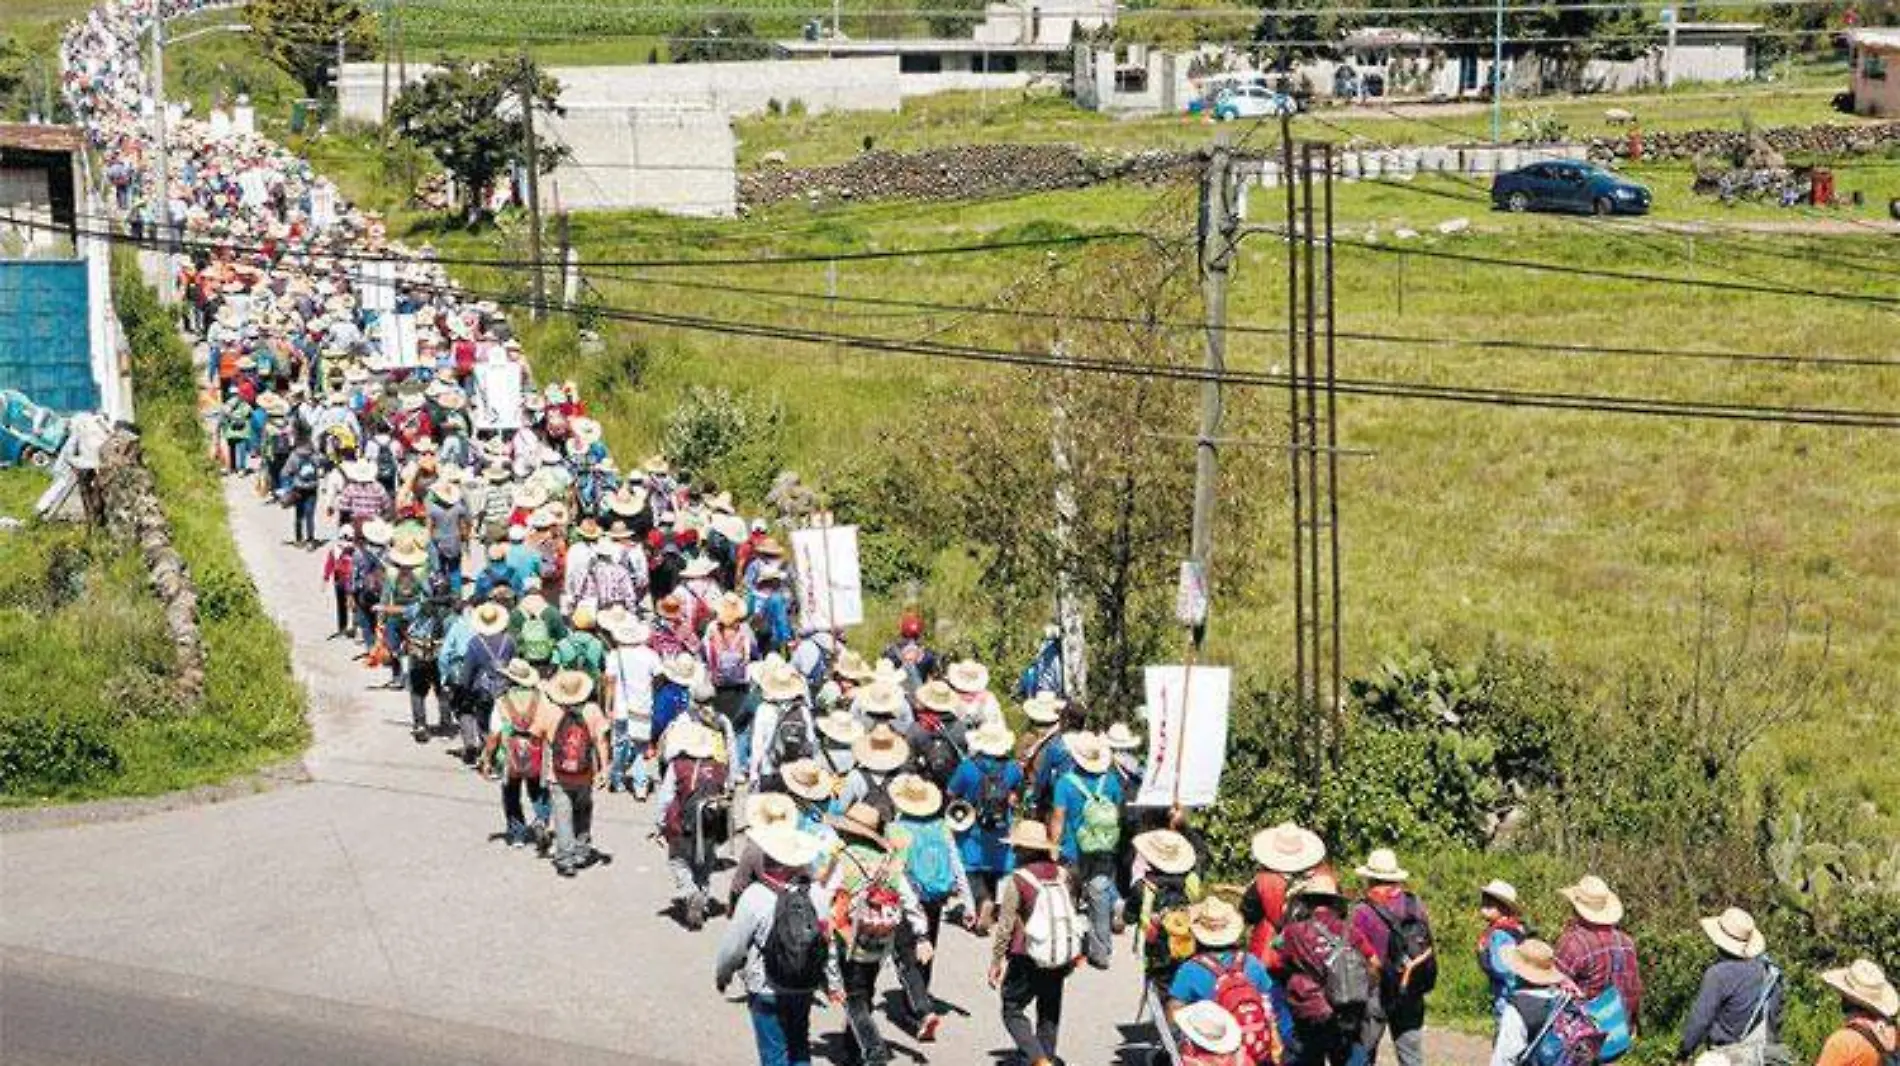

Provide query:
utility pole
left=150, top=14, right=173, bottom=303
left=335, top=29, right=346, bottom=114
left=395, top=0, right=406, bottom=91
left=1189, top=131, right=1236, bottom=651
left=1048, top=345, right=1089, bottom=704
left=1491, top=0, right=1505, bottom=143
left=519, top=54, right=546, bottom=321
left=380, top=0, right=392, bottom=128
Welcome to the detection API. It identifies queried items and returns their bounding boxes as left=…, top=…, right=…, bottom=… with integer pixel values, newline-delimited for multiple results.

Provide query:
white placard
left=472, top=358, right=523, bottom=431
left=791, top=524, right=863, bottom=629
left=310, top=184, right=337, bottom=232
left=358, top=258, right=396, bottom=316
left=1135, top=665, right=1231, bottom=809
left=379, top=312, right=420, bottom=369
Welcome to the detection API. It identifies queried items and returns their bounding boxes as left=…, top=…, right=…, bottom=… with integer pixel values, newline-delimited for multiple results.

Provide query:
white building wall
left=541, top=105, right=736, bottom=217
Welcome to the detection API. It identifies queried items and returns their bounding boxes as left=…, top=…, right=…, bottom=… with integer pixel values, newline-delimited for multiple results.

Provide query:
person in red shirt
left=1553, top=875, right=1644, bottom=1035
left=1815, top=960, right=1898, bottom=1066
left=1279, top=872, right=1377, bottom=1066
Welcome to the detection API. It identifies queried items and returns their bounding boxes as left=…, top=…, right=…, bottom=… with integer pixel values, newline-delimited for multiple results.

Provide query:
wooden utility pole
left=150, top=15, right=173, bottom=303
left=519, top=55, right=547, bottom=321
left=1190, top=132, right=1237, bottom=651
left=1048, top=345, right=1089, bottom=703
left=379, top=0, right=391, bottom=127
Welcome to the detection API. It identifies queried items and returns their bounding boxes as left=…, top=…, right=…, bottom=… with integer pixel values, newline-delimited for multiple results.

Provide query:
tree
left=667, top=11, right=772, bottom=64
left=388, top=56, right=567, bottom=223
left=249, top=0, right=378, bottom=100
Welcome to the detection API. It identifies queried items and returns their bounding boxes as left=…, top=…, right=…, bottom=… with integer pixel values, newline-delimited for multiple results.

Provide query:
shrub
left=661, top=384, right=785, bottom=499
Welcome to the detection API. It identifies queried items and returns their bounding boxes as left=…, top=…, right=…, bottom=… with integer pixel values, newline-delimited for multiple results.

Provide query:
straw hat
left=1823, top=959, right=1899, bottom=1019
left=1133, top=829, right=1197, bottom=876
left=661, top=653, right=701, bottom=687
left=968, top=721, right=1016, bottom=758
left=1067, top=732, right=1112, bottom=775
left=914, top=680, right=958, bottom=715
left=1481, top=879, right=1521, bottom=910
left=1295, top=871, right=1345, bottom=900
left=1701, top=907, right=1767, bottom=960
left=342, top=458, right=376, bottom=483
left=746, top=791, right=799, bottom=836
left=705, top=490, right=736, bottom=514
left=1175, top=1002, right=1243, bottom=1056
left=605, top=486, right=648, bottom=517
left=715, top=592, right=748, bottom=626
left=484, top=464, right=511, bottom=483
left=386, top=536, right=427, bottom=569
left=1004, top=820, right=1057, bottom=855
left=755, top=827, right=824, bottom=870
left=857, top=682, right=906, bottom=719
left=670, top=720, right=719, bottom=760
left=604, top=616, right=651, bottom=647
left=1022, top=692, right=1065, bottom=726
left=543, top=670, right=594, bottom=707
left=680, top=555, right=719, bottom=580
left=1356, top=848, right=1410, bottom=883
left=945, top=659, right=990, bottom=694
left=755, top=563, right=785, bottom=585
left=890, top=774, right=944, bottom=819
left=1252, top=822, right=1327, bottom=873
left=519, top=592, right=549, bottom=617
left=833, top=649, right=875, bottom=683
left=1505, top=939, right=1564, bottom=987
left=1561, top=875, right=1625, bottom=926
left=852, top=724, right=911, bottom=773
left=570, top=417, right=602, bottom=445
left=501, top=658, right=539, bottom=687
left=511, top=483, right=548, bottom=510
left=817, top=709, right=865, bottom=747
left=574, top=517, right=602, bottom=542
left=399, top=391, right=425, bottom=412
left=870, top=658, right=907, bottom=689
left=641, top=454, right=670, bottom=476
left=1188, top=897, right=1246, bottom=948
left=760, top=663, right=808, bottom=704
left=430, top=480, right=462, bottom=507
left=831, top=803, right=888, bottom=847
left=358, top=518, right=394, bottom=547
left=779, top=759, right=836, bottom=802
left=1104, top=722, right=1142, bottom=751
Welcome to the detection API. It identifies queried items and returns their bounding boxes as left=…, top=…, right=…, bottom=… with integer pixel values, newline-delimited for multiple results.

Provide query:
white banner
left=1136, top=665, right=1231, bottom=809
left=471, top=358, right=523, bottom=432
left=790, top=525, right=863, bottom=629
left=378, top=312, right=420, bottom=369
left=310, top=185, right=337, bottom=231
left=358, top=258, right=396, bottom=316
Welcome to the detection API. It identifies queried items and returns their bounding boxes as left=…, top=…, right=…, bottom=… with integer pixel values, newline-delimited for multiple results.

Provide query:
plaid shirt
left=1556, top=919, right=1644, bottom=1025
left=337, top=480, right=391, bottom=523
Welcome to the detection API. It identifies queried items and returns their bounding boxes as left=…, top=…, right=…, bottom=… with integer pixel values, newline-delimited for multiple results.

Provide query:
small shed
left=1848, top=29, right=1900, bottom=118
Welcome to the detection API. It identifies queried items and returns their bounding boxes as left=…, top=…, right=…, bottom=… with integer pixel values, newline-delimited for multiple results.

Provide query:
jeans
left=227, top=439, right=250, bottom=473
left=841, top=958, right=891, bottom=1066
left=1000, top=954, right=1069, bottom=1064
left=609, top=719, right=631, bottom=792
left=892, top=897, right=944, bottom=1023
left=747, top=992, right=814, bottom=1066
left=550, top=782, right=595, bottom=868
left=293, top=493, right=317, bottom=542
left=1072, top=854, right=1116, bottom=969
left=355, top=595, right=377, bottom=651
left=1362, top=998, right=1426, bottom=1066
left=668, top=855, right=711, bottom=901
left=382, top=616, right=407, bottom=681
left=501, top=775, right=549, bottom=843
left=460, top=692, right=493, bottom=761
left=1291, top=1018, right=1364, bottom=1066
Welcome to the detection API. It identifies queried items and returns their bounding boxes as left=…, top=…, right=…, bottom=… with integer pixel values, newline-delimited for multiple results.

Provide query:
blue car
left=0, top=390, right=70, bottom=468
left=1491, top=160, right=1651, bottom=216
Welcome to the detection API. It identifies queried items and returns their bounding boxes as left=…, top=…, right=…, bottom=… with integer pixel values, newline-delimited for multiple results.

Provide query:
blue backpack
left=1587, top=953, right=1634, bottom=1061
left=904, top=819, right=957, bottom=902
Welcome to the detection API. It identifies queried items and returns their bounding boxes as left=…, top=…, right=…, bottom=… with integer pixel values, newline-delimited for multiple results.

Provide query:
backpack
left=1142, top=873, right=1200, bottom=973
left=1196, top=953, right=1277, bottom=1066
left=1588, top=955, right=1634, bottom=1061
left=1515, top=991, right=1607, bottom=1066
left=352, top=550, right=385, bottom=599
left=974, top=758, right=1013, bottom=831
left=519, top=613, right=556, bottom=663
left=291, top=455, right=320, bottom=492
left=770, top=705, right=815, bottom=769
left=843, top=854, right=903, bottom=957
left=904, top=821, right=957, bottom=902
left=374, top=442, right=399, bottom=485
left=404, top=610, right=443, bottom=658
left=1066, top=772, right=1121, bottom=855
left=708, top=627, right=750, bottom=687
left=1847, top=1024, right=1900, bottom=1066
left=762, top=877, right=828, bottom=994
left=1017, top=868, right=1082, bottom=970
left=1368, top=895, right=1438, bottom=1000
left=914, top=727, right=963, bottom=788
left=551, top=708, right=596, bottom=788
left=859, top=772, right=897, bottom=823
left=499, top=693, right=543, bottom=781
left=1317, top=921, right=1373, bottom=1014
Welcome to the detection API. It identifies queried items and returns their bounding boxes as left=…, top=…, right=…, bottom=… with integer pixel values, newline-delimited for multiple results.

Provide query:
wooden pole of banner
left=1170, top=651, right=1196, bottom=816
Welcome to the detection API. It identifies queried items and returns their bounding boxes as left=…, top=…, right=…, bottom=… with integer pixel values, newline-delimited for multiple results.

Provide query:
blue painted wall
left=0, top=260, right=98, bottom=413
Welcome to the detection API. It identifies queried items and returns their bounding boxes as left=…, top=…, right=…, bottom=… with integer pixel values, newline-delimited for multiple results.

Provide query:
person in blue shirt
left=945, top=720, right=1023, bottom=933
left=1047, top=732, right=1124, bottom=971
left=1168, top=897, right=1284, bottom=1063
left=1477, top=879, right=1529, bottom=1026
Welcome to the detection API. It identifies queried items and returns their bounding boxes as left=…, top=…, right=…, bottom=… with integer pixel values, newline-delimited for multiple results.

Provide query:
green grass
left=0, top=262, right=311, bottom=806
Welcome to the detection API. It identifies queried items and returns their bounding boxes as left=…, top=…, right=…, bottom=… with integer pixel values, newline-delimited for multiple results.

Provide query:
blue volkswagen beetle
left=1491, top=160, right=1651, bottom=216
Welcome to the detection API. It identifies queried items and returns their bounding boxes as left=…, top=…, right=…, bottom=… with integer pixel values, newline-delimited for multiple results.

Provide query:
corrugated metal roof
left=0, top=123, right=85, bottom=154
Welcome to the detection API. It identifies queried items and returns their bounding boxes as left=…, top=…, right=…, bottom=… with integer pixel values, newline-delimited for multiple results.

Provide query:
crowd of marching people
left=57, top=3, right=1900, bottom=1066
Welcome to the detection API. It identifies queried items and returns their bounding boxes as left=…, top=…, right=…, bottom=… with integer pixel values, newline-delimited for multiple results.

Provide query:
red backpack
left=500, top=693, right=543, bottom=781
left=551, top=709, right=596, bottom=788
left=1247, top=871, right=1291, bottom=971
left=1195, top=953, right=1278, bottom=1066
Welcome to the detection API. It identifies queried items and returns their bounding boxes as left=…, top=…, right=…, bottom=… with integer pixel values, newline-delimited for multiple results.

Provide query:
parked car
left=1491, top=160, right=1651, bottom=216
left=0, top=390, right=70, bottom=468
left=1214, top=85, right=1298, bottom=121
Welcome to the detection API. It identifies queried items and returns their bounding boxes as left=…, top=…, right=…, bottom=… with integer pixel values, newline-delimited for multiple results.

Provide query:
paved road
left=1, top=481, right=1152, bottom=1066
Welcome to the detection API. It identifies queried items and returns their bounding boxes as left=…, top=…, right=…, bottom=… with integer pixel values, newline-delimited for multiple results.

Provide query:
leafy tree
left=1112, top=0, right=1258, bottom=49
left=249, top=0, right=378, bottom=100
left=667, top=11, right=772, bottom=63
left=388, top=56, right=567, bottom=222
left=926, top=0, right=989, bottom=39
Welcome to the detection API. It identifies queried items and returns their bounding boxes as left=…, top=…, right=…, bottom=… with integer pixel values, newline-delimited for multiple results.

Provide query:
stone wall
left=1593, top=121, right=1900, bottom=162
left=739, top=143, right=1198, bottom=207
left=96, top=430, right=205, bottom=707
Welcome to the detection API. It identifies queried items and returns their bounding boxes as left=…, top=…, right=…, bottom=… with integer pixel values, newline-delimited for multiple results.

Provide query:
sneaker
left=411, top=727, right=429, bottom=743
left=917, top=1015, right=941, bottom=1043
left=555, top=864, right=577, bottom=878
left=684, top=895, right=705, bottom=930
